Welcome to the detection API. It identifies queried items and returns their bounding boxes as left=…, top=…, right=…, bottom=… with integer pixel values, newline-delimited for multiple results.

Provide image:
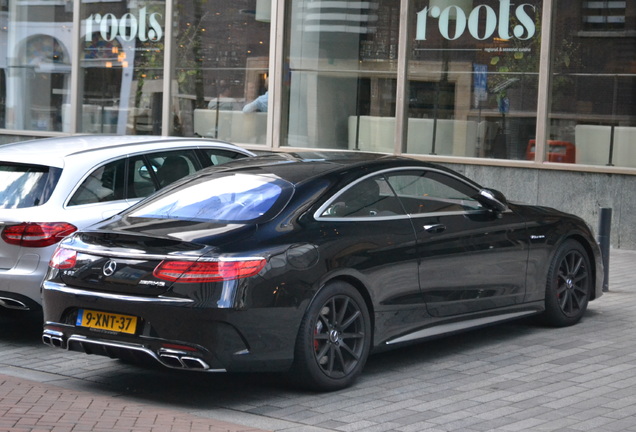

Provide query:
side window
left=146, top=150, right=200, bottom=188
left=199, top=149, right=248, bottom=166
left=129, top=156, right=159, bottom=199
left=69, top=159, right=127, bottom=206
left=385, top=171, right=483, bottom=215
left=68, top=159, right=126, bottom=205
left=321, top=176, right=405, bottom=218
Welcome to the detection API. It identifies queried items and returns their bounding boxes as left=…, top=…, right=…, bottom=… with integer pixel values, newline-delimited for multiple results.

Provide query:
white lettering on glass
left=85, top=7, right=164, bottom=42
left=416, top=0, right=536, bottom=42
left=514, top=4, right=536, bottom=39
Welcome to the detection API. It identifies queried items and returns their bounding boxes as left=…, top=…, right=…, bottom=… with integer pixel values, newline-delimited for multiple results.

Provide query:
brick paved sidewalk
left=0, top=373, right=268, bottom=432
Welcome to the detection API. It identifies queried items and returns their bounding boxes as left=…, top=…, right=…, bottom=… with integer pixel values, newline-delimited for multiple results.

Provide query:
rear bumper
left=42, top=281, right=301, bottom=373
left=0, top=253, right=50, bottom=310
left=42, top=329, right=222, bottom=371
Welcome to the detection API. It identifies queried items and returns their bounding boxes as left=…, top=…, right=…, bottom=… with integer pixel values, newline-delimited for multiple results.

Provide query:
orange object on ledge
left=526, top=140, right=576, bottom=163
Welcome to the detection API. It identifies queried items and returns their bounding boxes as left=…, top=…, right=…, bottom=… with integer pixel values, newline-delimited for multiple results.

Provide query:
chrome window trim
left=314, top=165, right=482, bottom=221
left=409, top=209, right=486, bottom=219
left=315, top=213, right=413, bottom=223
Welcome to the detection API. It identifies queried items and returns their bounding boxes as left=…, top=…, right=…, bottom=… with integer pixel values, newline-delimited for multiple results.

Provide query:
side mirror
left=478, top=188, right=508, bottom=213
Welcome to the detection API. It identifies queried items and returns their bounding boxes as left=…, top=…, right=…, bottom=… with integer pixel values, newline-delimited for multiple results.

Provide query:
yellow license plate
left=76, top=309, right=138, bottom=334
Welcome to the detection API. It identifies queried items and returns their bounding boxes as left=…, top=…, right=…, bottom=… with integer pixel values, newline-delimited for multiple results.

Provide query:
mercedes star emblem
left=102, top=260, right=117, bottom=277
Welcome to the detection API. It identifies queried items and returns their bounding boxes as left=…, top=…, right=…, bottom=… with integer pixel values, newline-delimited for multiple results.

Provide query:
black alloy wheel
left=293, top=281, right=371, bottom=391
left=542, top=240, right=591, bottom=327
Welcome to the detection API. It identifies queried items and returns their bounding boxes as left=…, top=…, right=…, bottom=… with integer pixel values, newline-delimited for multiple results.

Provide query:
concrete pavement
left=1, top=248, right=635, bottom=432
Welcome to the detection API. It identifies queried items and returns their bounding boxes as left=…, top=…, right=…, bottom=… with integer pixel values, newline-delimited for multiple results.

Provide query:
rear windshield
left=0, top=163, right=62, bottom=209
left=129, top=173, right=293, bottom=223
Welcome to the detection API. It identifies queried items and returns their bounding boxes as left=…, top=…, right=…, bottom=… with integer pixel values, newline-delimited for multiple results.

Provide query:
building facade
left=1, top=0, right=635, bottom=248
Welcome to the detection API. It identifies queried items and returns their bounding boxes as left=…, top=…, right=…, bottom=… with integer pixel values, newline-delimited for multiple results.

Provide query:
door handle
left=424, top=224, right=446, bottom=233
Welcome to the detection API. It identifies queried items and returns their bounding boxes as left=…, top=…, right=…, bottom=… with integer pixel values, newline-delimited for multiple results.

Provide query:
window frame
left=315, top=167, right=486, bottom=222
left=67, top=157, right=132, bottom=207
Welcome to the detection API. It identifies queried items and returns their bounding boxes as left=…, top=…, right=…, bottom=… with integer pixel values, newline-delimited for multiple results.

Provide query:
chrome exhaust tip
left=42, top=330, right=66, bottom=349
left=181, top=356, right=210, bottom=369
left=0, top=297, right=30, bottom=311
left=157, top=353, right=183, bottom=368
left=158, top=349, right=210, bottom=370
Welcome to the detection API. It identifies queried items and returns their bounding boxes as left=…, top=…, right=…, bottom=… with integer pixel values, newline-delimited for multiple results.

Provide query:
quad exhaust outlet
left=42, top=330, right=222, bottom=372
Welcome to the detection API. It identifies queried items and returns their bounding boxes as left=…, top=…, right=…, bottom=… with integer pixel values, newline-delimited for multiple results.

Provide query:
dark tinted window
left=129, top=156, right=159, bottom=198
left=69, top=159, right=127, bottom=205
left=0, top=163, right=61, bottom=208
left=386, top=170, right=483, bottom=214
left=321, top=176, right=405, bottom=218
left=146, top=150, right=200, bottom=187
left=129, top=173, right=293, bottom=223
left=199, top=149, right=249, bottom=166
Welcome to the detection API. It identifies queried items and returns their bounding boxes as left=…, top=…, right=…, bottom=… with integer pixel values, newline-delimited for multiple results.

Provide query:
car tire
left=292, top=281, right=371, bottom=391
left=541, top=240, right=591, bottom=327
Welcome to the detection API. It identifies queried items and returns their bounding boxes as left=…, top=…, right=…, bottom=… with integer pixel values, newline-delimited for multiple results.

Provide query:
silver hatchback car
left=0, top=135, right=255, bottom=311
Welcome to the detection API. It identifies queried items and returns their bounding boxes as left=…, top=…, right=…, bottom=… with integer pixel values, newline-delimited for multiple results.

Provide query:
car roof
left=204, top=151, right=470, bottom=186
left=0, top=135, right=253, bottom=168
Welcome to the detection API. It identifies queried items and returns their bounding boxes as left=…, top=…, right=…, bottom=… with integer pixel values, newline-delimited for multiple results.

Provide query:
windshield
left=0, top=163, right=62, bottom=209
left=129, top=173, right=293, bottom=223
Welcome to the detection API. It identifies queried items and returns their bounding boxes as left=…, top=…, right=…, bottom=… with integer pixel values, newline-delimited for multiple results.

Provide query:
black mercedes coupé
left=42, top=152, right=603, bottom=391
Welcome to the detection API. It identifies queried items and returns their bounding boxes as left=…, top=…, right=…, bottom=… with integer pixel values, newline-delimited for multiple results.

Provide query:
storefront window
left=77, top=1, right=165, bottom=135
left=171, top=0, right=270, bottom=143
left=1, top=0, right=635, bottom=176
left=407, top=0, right=541, bottom=160
left=3, top=1, right=73, bottom=132
left=548, top=1, right=636, bottom=168
left=282, top=0, right=401, bottom=149
left=406, top=0, right=541, bottom=159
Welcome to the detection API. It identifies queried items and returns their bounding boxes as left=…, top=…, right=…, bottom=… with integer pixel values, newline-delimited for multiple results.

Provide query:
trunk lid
left=55, top=222, right=256, bottom=296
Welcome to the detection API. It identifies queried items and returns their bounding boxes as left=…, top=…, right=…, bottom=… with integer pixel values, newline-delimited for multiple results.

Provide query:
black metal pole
left=214, top=100, right=220, bottom=139
left=597, top=207, right=612, bottom=292
left=431, top=82, right=439, bottom=155
left=354, top=78, right=361, bottom=151
left=607, top=125, right=615, bottom=166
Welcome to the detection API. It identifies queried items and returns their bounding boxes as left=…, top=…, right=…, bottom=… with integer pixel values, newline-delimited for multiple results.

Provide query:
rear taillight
left=49, top=247, right=77, bottom=270
left=1, top=222, right=77, bottom=248
left=153, top=259, right=266, bottom=283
